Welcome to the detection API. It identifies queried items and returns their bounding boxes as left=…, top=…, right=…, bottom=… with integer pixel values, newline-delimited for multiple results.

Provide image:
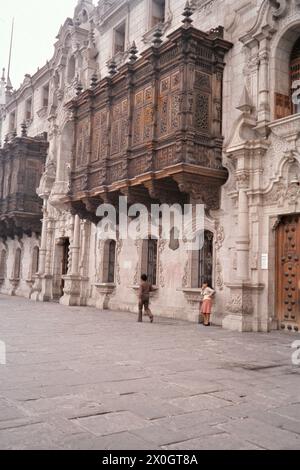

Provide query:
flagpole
left=7, top=17, right=14, bottom=88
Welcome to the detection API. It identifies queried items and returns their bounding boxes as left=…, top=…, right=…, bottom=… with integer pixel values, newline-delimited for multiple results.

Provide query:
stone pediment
left=224, top=87, right=260, bottom=152
left=240, top=0, right=300, bottom=47
left=269, top=113, right=300, bottom=142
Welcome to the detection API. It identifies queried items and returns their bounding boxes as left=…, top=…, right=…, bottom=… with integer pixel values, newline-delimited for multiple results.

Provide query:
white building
left=0, top=0, right=300, bottom=333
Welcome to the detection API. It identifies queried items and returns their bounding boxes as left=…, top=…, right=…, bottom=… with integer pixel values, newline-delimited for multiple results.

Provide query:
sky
left=0, top=0, right=78, bottom=89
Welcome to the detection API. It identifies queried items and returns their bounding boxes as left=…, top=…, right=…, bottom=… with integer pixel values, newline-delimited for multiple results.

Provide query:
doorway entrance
left=276, top=215, right=300, bottom=332
left=53, top=237, right=70, bottom=300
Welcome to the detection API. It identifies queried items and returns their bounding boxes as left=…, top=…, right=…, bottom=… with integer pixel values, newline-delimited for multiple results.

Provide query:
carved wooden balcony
left=65, top=23, right=232, bottom=222
left=0, top=134, right=48, bottom=238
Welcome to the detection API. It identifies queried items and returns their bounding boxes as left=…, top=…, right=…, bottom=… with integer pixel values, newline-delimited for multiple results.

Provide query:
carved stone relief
left=182, top=260, right=189, bottom=288
left=116, top=239, right=123, bottom=285
left=226, top=292, right=253, bottom=315
left=215, top=224, right=225, bottom=251
left=215, top=258, right=223, bottom=291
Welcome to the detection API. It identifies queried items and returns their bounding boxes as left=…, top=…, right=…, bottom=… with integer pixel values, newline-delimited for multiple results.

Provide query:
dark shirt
left=139, top=281, right=153, bottom=301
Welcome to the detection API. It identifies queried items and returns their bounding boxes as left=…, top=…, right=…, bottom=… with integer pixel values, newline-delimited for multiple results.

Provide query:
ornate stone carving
left=159, top=260, right=165, bottom=288
left=215, top=258, right=223, bottom=291
left=236, top=172, right=250, bottom=189
left=158, top=238, right=167, bottom=254
left=264, top=182, right=286, bottom=204
left=133, top=261, right=139, bottom=286
left=269, top=0, right=288, bottom=18
left=37, top=160, right=56, bottom=198
left=215, top=224, right=225, bottom=250
left=192, top=0, right=217, bottom=14
left=226, top=293, right=253, bottom=315
left=182, top=260, right=189, bottom=288
left=264, top=181, right=300, bottom=206
left=116, top=239, right=123, bottom=285
left=286, top=184, right=300, bottom=204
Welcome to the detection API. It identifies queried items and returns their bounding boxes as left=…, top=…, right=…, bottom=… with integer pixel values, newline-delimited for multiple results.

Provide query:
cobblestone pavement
left=0, top=295, right=299, bottom=450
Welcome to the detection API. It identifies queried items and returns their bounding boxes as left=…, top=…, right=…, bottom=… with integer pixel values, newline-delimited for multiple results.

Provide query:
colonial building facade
left=0, top=0, right=300, bottom=333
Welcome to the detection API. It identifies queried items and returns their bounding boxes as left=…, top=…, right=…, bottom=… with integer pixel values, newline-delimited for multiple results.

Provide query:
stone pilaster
left=60, top=215, right=82, bottom=306
left=31, top=200, right=53, bottom=302
left=236, top=181, right=250, bottom=281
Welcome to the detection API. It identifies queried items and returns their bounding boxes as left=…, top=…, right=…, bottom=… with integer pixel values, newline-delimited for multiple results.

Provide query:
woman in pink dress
left=200, top=281, right=215, bottom=326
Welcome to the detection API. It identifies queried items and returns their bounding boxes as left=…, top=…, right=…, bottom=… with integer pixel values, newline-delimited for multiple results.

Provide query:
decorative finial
left=6, top=76, right=13, bottom=94
left=21, top=121, right=27, bottom=137
left=108, top=59, right=117, bottom=77
left=152, top=28, right=163, bottom=47
left=90, top=72, right=98, bottom=89
left=129, top=41, right=138, bottom=64
left=12, top=128, right=17, bottom=139
left=76, top=81, right=83, bottom=96
left=182, top=1, right=193, bottom=28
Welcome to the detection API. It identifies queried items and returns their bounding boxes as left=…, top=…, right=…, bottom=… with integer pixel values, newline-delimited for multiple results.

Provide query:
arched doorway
left=276, top=215, right=300, bottom=332
left=291, top=36, right=300, bottom=114
left=273, top=25, right=300, bottom=119
left=53, top=237, right=70, bottom=300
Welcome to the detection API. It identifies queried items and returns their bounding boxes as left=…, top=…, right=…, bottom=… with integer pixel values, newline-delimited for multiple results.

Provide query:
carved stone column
left=223, top=164, right=253, bottom=331
left=258, top=45, right=270, bottom=125
left=60, top=215, right=82, bottom=306
left=223, top=166, right=265, bottom=331
left=236, top=179, right=250, bottom=281
left=31, top=200, right=48, bottom=301
left=255, top=27, right=275, bottom=132
left=32, top=216, right=55, bottom=302
left=71, top=215, right=80, bottom=276
left=38, top=199, right=48, bottom=275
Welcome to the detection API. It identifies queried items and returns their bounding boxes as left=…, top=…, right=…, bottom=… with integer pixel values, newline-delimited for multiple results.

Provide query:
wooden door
left=276, top=215, right=300, bottom=332
left=60, top=238, right=70, bottom=297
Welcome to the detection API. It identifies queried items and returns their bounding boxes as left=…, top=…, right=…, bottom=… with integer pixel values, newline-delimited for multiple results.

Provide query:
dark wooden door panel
left=276, top=215, right=300, bottom=332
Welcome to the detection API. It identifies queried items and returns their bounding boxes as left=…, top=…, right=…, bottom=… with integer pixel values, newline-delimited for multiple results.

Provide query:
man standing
left=138, top=274, right=154, bottom=323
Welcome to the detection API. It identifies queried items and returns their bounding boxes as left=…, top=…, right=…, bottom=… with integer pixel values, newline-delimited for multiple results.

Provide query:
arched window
left=32, top=246, right=40, bottom=276
left=103, top=240, right=116, bottom=283
left=14, top=248, right=22, bottom=280
left=81, top=10, right=88, bottom=24
left=290, top=37, right=300, bottom=115
left=0, top=249, right=7, bottom=280
left=151, top=0, right=165, bottom=28
left=141, top=237, right=158, bottom=286
left=191, top=230, right=213, bottom=288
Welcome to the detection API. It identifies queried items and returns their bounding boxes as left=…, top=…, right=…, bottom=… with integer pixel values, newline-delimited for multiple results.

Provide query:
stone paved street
left=0, top=295, right=299, bottom=450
